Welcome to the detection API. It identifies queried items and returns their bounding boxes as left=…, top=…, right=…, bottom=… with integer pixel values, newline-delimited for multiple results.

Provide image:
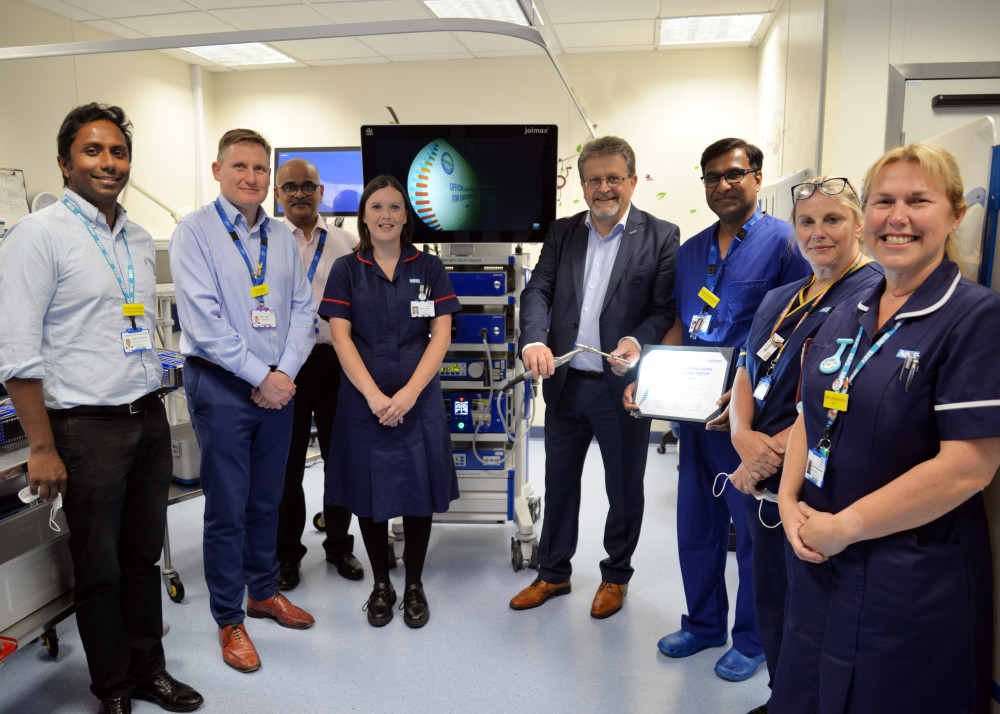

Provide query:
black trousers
left=537, top=370, right=652, bottom=585
left=277, top=344, right=354, bottom=563
left=49, top=399, right=171, bottom=699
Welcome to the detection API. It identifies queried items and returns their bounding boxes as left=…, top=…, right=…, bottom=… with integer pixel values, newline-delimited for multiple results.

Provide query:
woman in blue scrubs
left=319, top=175, right=460, bottom=629
left=773, top=145, right=1000, bottom=713
left=728, top=176, right=882, bottom=710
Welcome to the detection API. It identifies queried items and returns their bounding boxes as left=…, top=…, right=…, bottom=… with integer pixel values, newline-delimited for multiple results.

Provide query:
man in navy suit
left=509, top=136, right=679, bottom=619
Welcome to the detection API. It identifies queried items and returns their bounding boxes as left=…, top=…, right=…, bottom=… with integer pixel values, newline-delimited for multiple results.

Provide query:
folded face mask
left=17, top=486, right=63, bottom=532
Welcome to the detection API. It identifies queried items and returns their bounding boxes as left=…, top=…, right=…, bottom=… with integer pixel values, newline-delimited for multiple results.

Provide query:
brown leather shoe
left=218, top=623, right=260, bottom=673
left=590, top=581, right=628, bottom=619
left=509, top=578, right=571, bottom=610
left=246, top=593, right=315, bottom=630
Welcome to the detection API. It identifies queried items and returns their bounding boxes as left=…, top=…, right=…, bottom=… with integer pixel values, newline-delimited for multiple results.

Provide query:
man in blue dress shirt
left=0, top=103, right=202, bottom=714
left=170, top=129, right=316, bottom=673
left=653, top=138, right=810, bottom=684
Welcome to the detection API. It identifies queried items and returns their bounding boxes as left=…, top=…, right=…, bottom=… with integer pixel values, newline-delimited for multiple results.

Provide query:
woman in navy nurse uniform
left=772, top=145, right=1000, bottom=713
left=319, top=175, right=460, bottom=629
left=727, top=175, right=882, bottom=709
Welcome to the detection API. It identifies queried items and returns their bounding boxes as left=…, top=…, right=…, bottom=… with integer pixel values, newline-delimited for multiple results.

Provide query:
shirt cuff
left=618, top=336, right=641, bottom=354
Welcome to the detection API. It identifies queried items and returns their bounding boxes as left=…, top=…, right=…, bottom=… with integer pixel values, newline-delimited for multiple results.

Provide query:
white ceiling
left=20, top=0, right=780, bottom=70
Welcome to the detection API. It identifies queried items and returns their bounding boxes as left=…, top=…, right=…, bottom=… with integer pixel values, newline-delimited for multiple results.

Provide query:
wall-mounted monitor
left=360, top=124, right=557, bottom=243
left=273, top=146, right=363, bottom=217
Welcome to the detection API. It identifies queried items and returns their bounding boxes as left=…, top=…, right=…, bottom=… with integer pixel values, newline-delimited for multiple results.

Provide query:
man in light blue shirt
left=0, top=103, right=202, bottom=714
left=170, top=129, right=316, bottom=673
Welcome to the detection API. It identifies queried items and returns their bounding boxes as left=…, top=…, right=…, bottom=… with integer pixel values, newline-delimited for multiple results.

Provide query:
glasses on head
left=791, top=177, right=858, bottom=202
left=701, top=168, right=757, bottom=188
left=278, top=182, right=319, bottom=197
left=583, top=175, right=632, bottom=190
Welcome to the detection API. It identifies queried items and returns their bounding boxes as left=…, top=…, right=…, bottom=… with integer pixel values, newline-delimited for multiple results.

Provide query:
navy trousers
left=276, top=344, right=353, bottom=564
left=51, top=400, right=170, bottom=699
left=675, top=425, right=762, bottom=657
left=184, top=359, right=294, bottom=626
left=537, top=370, right=651, bottom=585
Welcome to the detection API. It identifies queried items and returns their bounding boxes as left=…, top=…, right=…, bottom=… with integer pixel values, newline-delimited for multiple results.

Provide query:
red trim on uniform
left=322, top=298, right=351, bottom=306
left=433, top=294, right=456, bottom=303
left=403, top=253, right=419, bottom=262
left=356, top=253, right=373, bottom=265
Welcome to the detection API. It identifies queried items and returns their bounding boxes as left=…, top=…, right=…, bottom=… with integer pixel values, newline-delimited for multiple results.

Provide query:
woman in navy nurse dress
left=772, top=145, right=1000, bottom=713
left=727, top=175, right=882, bottom=706
left=319, top=175, right=460, bottom=630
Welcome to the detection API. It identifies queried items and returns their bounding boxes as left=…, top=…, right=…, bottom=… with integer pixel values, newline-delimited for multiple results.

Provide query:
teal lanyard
left=63, top=197, right=137, bottom=327
left=816, top=320, right=903, bottom=450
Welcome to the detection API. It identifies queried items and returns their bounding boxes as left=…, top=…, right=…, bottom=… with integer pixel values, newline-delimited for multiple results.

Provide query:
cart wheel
left=313, top=512, right=326, bottom=532
left=168, top=575, right=185, bottom=603
left=388, top=536, right=398, bottom=570
left=528, top=496, right=542, bottom=523
left=528, top=540, right=539, bottom=570
left=42, top=628, right=59, bottom=658
left=510, top=537, right=524, bottom=571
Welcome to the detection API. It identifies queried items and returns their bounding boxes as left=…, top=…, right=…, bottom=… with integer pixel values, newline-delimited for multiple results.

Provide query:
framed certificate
left=633, top=345, right=736, bottom=423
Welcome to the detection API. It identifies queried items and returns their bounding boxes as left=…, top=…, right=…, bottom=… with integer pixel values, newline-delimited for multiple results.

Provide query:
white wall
left=0, top=1, right=199, bottom=239
left=823, top=0, right=1000, bottom=183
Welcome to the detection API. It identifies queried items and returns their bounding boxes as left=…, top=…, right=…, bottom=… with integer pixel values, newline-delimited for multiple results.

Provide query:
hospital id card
left=121, top=328, right=152, bottom=353
left=689, top=313, right=711, bottom=337
left=251, top=306, right=276, bottom=328
left=805, top=447, right=827, bottom=488
left=411, top=300, right=435, bottom=318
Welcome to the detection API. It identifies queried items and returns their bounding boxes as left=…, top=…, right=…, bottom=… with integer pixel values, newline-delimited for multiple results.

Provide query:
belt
left=188, top=356, right=276, bottom=372
left=50, top=391, right=161, bottom=417
left=569, top=368, right=604, bottom=379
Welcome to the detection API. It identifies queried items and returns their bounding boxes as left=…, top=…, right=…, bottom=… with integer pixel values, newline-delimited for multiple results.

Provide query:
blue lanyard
left=63, top=197, right=137, bottom=312
left=215, top=199, right=268, bottom=304
left=706, top=208, right=761, bottom=294
left=817, top=320, right=903, bottom=447
left=306, top=229, right=327, bottom=284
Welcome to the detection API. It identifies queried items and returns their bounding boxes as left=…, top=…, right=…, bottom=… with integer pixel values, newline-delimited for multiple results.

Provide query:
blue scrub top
left=673, top=214, right=811, bottom=349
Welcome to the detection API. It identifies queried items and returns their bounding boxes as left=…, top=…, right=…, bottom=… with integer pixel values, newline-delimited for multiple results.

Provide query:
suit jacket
left=519, top=206, right=680, bottom=406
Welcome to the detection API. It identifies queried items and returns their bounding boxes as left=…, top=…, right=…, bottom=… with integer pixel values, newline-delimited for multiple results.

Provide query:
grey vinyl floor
left=0, top=438, right=770, bottom=713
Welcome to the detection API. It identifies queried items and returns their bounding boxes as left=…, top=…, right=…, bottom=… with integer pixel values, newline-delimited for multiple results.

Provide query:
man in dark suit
left=509, top=136, right=679, bottom=619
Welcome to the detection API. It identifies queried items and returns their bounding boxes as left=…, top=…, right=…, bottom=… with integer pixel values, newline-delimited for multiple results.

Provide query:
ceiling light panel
left=659, top=13, right=768, bottom=45
left=181, top=43, right=295, bottom=66
left=424, top=0, right=529, bottom=26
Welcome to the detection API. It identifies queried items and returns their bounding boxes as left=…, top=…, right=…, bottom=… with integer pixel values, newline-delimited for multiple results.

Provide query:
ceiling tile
left=389, top=51, right=475, bottom=62
left=186, top=0, right=303, bottom=8
left=116, top=11, right=238, bottom=36
left=540, top=0, right=657, bottom=23
left=21, top=0, right=99, bottom=20
left=270, top=37, right=382, bottom=61
left=82, top=19, right=148, bottom=39
left=61, top=0, right=195, bottom=18
left=159, top=47, right=223, bottom=65
left=211, top=4, right=329, bottom=30
left=451, top=30, right=543, bottom=52
left=312, top=0, right=433, bottom=24
left=470, top=48, right=545, bottom=57
left=306, top=56, right=391, bottom=66
left=553, top=19, right=655, bottom=48
left=359, top=30, right=469, bottom=55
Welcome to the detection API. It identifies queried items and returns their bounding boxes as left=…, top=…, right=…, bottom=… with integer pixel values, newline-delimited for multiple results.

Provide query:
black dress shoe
left=327, top=552, right=364, bottom=580
left=363, top=582, right=396, bottom=627
left=98, top=698, right=131, bottom=714
left=276, top=561, right=300, bottom=591
left=401, top=583, right=429, bottom=628
left=746, top=702, right=769, bottom=714
left=133, top=671, right=203, bottom=712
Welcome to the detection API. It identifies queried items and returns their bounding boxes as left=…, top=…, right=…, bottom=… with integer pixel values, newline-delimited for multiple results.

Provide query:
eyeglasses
left=701, top=168, right=757, bottom=188
left=791, top=177, right=858, bottom=202
left=278, top=182, right=319, bottom=197
left=582, top=175, right=632, bottom=189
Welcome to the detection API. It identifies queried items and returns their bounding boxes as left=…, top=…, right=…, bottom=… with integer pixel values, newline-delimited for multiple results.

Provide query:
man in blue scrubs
left=655, top=138, right=810, bottom=682
left=170, top=129, right=317, bottom=673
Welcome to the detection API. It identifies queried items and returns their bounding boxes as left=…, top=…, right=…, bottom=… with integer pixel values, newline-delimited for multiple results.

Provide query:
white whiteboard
left=0, top=168, right=29, bottom=227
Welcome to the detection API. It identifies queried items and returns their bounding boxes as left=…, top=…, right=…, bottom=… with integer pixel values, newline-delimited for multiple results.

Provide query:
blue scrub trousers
left=745, top=495, right=791, bottom=686
left=185, top=359, right=294, bottom=626
left=676, top=425, right=761, bottom=657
